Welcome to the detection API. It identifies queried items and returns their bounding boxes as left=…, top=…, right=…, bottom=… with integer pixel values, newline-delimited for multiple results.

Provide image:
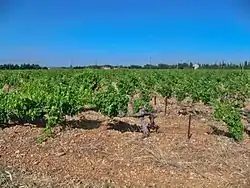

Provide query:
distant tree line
left=72, top=61, right=250, bottom=70
left=1, top=61, right=250, bottom=70
left=0, top=63, right=48, bottom=70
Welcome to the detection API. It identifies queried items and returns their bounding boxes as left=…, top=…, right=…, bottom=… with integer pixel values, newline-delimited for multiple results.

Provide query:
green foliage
left=213, top=101, right=244, bottom=141
left=0, top=69, right=249, bottom=142
left=116, top=74, right=139, bottom=96
left=157, top=83, right=173, bottom=99
left=92, top=85, right=129, bottom=117
left=133, top=89, right=153, bottom=113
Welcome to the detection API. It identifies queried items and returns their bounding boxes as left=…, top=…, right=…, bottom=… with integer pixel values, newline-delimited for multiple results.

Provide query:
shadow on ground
left=63, top=119, right=102, bottom=130
left=107, top=120, right=141, bottom=133
left=1, top=116, right=142, bottom=134
left=1, top=117, right=47, bottom=129
left=61, top=118, right=142, bottom=133
left=208, top=125, right=232, bottom=138
left=1, top=117, right=102, bottom=131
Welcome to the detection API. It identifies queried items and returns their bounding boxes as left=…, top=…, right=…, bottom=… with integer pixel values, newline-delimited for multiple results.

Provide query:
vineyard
left=1, top=68, right=250, bottom=140
left=1, top=68, right=250, bottom=187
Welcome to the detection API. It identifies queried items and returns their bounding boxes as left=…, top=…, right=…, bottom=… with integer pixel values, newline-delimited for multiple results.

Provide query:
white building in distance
left=193, top=64, right=199, bottom=70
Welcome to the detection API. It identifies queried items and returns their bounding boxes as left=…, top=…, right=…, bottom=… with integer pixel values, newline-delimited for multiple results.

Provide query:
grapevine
left=0, top=68, right=249, bottom=141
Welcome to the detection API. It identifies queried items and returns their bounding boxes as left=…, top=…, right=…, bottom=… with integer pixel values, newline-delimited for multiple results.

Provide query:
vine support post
left=131, top=97, right=135, bottom=115
left=164, top=97, right=168, bottom=115
left=187, top=114, right=192, bottom=140
left=153, top=96, right=157, bottom=105
left=128, top=95, right=135, bottom=115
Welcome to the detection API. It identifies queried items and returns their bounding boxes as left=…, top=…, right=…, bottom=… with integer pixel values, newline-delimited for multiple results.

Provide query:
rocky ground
left=1, top=97, right=250, bottom=188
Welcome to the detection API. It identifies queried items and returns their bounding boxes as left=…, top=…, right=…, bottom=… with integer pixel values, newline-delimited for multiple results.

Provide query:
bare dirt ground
left=1, top=97, right=250, bottom=188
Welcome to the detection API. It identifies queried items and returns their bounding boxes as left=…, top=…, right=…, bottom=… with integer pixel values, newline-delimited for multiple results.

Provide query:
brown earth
left=1, top=97, right=250, bottom=188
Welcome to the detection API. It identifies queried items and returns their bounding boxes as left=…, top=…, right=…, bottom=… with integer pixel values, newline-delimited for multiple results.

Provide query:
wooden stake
left=187, top=114, right=192, bottom=139
left=164, top=97, right=168, bottom=115
left=154, top=96, right=156, bottom=105
left=129, top=95, right=134, bottom=115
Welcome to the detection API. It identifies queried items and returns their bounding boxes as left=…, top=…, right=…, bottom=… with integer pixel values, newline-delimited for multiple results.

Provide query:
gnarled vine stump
left=138, top=107, right=159, bottom=138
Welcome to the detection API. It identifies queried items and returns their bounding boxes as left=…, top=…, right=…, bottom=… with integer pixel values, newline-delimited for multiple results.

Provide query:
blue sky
left=0, top=0, right=250, bottom=67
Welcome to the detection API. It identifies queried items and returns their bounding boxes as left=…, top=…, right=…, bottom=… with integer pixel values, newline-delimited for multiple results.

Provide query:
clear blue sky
left=1, top=0, right=250, bottom=67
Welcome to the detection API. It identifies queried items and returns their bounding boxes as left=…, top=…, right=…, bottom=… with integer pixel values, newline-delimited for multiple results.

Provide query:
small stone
left=56, top=152, right=66, bottom=157
left=246, top=124, right=250, bottom=132
left=21, top=168, right=27, bottom=173
left=200, top=118, right=206, bottom=122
